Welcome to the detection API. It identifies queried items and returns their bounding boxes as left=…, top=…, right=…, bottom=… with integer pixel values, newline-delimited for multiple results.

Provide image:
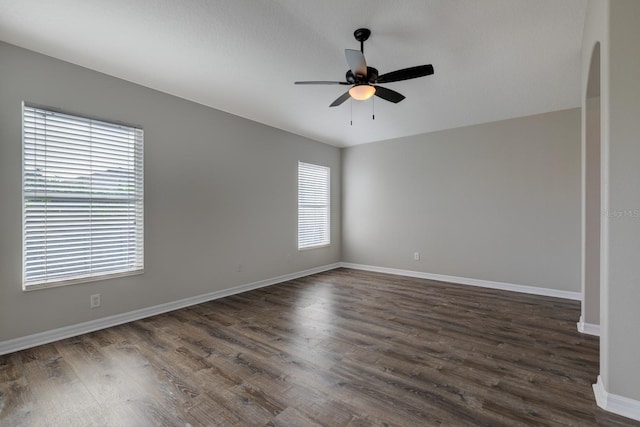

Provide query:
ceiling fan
left=295, top=28, right=434, bottom=107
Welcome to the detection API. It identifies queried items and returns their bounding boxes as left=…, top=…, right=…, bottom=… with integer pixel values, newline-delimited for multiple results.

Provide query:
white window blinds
left=298, top=161, right=330, bottom=250
left=22, top=104, right=144, bottom=288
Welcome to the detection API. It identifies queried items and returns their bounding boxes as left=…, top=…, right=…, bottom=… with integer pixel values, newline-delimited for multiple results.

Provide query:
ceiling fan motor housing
left=346, top=67, right=379, bottom=84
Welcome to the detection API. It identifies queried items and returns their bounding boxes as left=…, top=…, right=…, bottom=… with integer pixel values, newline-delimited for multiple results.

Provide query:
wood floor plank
left=1, top=268, right=639, bottom=426
left=17, top=346, right=108, bottom=426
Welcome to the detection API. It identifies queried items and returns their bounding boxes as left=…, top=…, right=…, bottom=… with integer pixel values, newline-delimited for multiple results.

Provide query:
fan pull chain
left=350, top=98, right=353, bottom=126
left=372, top=96, right=375, bottom=120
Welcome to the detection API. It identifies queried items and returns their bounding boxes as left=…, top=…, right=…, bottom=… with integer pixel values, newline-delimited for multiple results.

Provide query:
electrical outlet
left=90, top=293, right=101, bottom=309
left=413, top=252, right=420, bottom=261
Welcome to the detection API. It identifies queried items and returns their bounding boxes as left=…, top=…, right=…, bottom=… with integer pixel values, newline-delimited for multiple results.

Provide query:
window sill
left=298, top=244, right=331, bottom=251
left=23, top=269, right=144, bottom=292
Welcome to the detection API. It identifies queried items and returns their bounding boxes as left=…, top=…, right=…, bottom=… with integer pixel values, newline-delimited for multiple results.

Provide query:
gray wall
left=605, top=0, right=640, bottom=401
left=0, top=42, right=341, bottom=342
left=342, top=109, right=581, bottom=292
left=581, top=0, right=640, bottom=404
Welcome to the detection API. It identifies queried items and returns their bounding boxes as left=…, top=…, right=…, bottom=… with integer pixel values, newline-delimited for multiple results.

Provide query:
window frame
left=21, top=103, right=144, bottom=291
left=297, top=161, right=331, bottom=251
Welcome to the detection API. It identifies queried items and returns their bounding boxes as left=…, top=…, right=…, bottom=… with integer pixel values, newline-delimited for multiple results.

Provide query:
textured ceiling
left=0, top=0, right=588, bottom=147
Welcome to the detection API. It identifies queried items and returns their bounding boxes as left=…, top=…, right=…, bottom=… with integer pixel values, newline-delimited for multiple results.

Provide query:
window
left=298, top=161, right=330, bottom=250
left=22, top=104, right=144, bottom=289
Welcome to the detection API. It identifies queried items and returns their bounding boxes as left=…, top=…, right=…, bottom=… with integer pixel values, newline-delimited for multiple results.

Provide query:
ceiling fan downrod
left=353, top=28, right=371, bottom=54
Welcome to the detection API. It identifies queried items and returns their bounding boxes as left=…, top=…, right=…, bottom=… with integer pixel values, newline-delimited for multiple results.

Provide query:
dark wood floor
left=1, top=268, right=638, bottom=426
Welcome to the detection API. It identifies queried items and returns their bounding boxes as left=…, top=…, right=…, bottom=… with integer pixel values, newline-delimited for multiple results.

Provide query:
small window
left=22, top=104, right=144, bottom=289
left=298, top=161, right=330, bottom=250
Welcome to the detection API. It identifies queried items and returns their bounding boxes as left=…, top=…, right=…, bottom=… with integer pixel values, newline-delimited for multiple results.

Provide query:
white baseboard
left=577, top=316, right=601, bottom=336
left=593, top=375, right=640, bottom=422
left=0, top=263, right=341, bottom=356
left=339, top=262, right=581, bottom=301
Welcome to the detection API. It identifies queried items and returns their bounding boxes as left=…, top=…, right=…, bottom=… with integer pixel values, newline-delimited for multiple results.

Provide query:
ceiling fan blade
left=330, top=91, right=351, bottom=107
left=345, top=49, right=367, bottom=78
left=295, top=81, right=350, bottom=85
left=376, top=65, right=434, bottom=83
left=373, top=86, right=405, bottom=103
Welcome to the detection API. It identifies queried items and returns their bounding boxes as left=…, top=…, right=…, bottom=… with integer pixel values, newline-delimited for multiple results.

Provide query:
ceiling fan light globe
left=349, top=85, right=376, bottom=101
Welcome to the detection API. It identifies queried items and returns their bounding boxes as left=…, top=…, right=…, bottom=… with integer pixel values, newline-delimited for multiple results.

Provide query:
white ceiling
left=0, top=0, right=587, bottom=147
